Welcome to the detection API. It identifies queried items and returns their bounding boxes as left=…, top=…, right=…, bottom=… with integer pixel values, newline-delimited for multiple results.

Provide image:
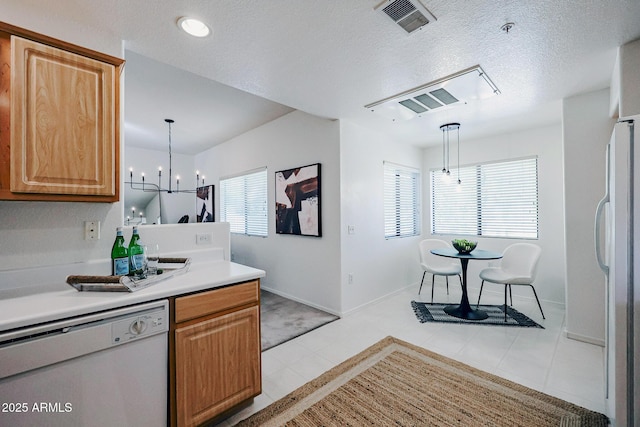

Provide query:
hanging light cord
left=442, top=127, right=446, bottom=174
left=457, top=126, right=461, bottom=184
left=166, top=119, right=174, bottom=193
left=439, top=123, right=461, bottom=182
left=446, top=128, right=450, bottom=174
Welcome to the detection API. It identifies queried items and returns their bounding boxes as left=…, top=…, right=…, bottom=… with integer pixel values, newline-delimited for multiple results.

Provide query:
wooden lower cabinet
left=170, top=280, right=261, bottom=427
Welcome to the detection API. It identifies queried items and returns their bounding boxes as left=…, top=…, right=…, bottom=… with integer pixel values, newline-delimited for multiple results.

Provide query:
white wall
left=618, top=38, right=640, bottom=118
left=124, top=222, right=231, bottom=261
left=339, top=121, right=424, bottom=313
left=422, top=124, right=566, bottom=306
left=563, top=88, right=615, bottom=345
left=196, top=111, right=343, bottom=314
left=0, top=4, right=124, bottom=271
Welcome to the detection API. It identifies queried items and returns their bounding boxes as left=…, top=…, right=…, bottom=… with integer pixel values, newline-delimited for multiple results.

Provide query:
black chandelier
left=126, top=118, right=205, bottom=195
left=125, top=119, right=206, bottom=224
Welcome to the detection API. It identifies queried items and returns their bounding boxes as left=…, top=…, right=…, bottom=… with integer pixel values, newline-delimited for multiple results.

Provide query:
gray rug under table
left=261, top=290, right=339, bottom=351
left=411, top=301, right=544, bottom=328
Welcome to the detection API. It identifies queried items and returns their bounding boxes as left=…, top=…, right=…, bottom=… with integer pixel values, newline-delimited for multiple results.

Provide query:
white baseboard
left=340, top=283, right=416, bottom=317
left=262, top=282, right=569, bottom=323
left=260, top=285, right=341, bottom=317
left=262, top=283, right=417, bottom=318
left=564, top=329, right=605, bottom=347
left=471, top=286, right=565, bottom=309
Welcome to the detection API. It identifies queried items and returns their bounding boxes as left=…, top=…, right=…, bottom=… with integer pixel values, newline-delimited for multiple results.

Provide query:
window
left=220, top=167, right=268, bottom=236
left=431, top=157, right=538, bottom=239
left=384, top=162, right=421, bottom=238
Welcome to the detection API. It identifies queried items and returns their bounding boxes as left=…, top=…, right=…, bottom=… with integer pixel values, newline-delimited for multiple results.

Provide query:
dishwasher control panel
left=111, top=306, right=168, bottom=344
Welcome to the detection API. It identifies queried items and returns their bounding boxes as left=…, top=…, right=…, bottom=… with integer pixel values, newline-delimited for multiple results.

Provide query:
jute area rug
left=236, top=336, right=608, bottom=426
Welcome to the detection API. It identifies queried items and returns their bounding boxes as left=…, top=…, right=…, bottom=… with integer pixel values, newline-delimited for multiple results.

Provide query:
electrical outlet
left=85, top=221, right=100, bottom=240
left=196, top=233, right=212, bottom=245
left=347, top=225, right=355, bottom=235
left=348, top=273, right=354, bottom=284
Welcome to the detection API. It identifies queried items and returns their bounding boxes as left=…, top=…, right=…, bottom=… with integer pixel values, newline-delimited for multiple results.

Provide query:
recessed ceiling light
left=177, top=17, right=211, bottom=37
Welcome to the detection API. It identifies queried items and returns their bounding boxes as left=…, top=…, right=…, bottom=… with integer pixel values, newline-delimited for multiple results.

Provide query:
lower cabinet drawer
left=174, top=280, right=259, bottom=323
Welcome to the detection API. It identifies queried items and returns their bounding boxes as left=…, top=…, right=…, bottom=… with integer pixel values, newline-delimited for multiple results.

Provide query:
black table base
left=444, top=304, right=488, bottom=320
left=429, top=250, right=502, bottom=321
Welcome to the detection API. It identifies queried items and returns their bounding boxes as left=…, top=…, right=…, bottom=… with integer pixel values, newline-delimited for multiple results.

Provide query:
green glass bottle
left=111, top=227, right=129, bottom=276
left=128, top=226, right=146, bottom=278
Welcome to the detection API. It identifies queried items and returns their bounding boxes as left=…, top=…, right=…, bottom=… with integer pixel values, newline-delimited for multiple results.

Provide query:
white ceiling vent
left=365, top=65, right=500, bottom=121
left=375, top=0, right=436, bottom=34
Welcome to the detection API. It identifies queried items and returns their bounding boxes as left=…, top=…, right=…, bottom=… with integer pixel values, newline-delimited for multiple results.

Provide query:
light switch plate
left=196, top=233, right=212, bottom=245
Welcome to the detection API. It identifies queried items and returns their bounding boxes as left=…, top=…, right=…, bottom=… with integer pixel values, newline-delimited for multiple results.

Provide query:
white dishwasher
left=0, top=300, right=168, bottom=427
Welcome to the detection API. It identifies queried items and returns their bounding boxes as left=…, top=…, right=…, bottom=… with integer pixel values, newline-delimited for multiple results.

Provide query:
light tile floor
left=218, top=285, right=606, bottom=426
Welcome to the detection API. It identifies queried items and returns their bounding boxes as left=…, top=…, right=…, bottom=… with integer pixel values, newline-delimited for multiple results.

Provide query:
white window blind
left=430, top=167, right=478, bottom=235
left=431, top=157, right=538, bottom=239
left=384, top=162, right=421, bottom=238
left=220, top=168, right=268, bottom=236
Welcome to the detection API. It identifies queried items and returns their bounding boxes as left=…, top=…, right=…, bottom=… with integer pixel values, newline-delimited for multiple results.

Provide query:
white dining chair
left=476, top=243, right=544, bottom=321
left=418, top=239, right=462, bottom=302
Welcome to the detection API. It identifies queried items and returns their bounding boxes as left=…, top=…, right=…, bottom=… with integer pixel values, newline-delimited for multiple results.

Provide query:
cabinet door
left=175, top=306, right=261, bottom=427
left=10, top=36, right=116, bottom=197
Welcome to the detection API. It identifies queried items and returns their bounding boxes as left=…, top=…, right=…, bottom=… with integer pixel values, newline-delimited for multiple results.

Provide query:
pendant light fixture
left=126, top=119, right=205, bottom=196
left=439, top=122, right=461, bottom=187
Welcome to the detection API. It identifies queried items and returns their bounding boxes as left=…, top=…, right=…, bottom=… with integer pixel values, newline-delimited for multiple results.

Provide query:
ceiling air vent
left=375, top=0, right=437, bottom=34
left=365, top=65, right=500, bottom=121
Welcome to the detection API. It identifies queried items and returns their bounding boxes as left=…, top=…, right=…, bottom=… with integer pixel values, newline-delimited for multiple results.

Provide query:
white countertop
left=0, top=260, right=265, bottom=333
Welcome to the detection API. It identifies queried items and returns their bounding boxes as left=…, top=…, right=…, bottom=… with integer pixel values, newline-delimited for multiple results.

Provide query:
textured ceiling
left=124, top=52, right=294, bottom=154
left=6, top=0, right=640, bottom=153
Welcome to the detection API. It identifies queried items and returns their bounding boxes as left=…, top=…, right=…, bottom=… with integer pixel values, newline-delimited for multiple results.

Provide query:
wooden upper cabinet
left=0, top=22, right=123, bottom=202
left=11, top=36, right=115, bottom=196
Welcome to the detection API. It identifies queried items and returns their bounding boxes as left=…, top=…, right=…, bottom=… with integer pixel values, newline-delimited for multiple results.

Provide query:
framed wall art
left=275, top=163, right=321, bottom=237
left=196, top=185, right=214, bottom=222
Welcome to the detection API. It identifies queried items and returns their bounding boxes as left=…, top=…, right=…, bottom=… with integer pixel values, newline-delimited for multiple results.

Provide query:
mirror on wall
left=122, top=50, right=293, bottom=226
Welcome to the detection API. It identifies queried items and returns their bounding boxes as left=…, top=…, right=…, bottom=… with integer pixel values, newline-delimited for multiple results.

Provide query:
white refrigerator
left=594, top=116, right=639, bottom=426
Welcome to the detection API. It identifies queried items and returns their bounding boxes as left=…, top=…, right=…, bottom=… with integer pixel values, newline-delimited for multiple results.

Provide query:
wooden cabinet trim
left=0, top=32, right=11, bottom=198
left=0, top=22, right=124, bottom=67
left=174, top=280, right=259, bottom=324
